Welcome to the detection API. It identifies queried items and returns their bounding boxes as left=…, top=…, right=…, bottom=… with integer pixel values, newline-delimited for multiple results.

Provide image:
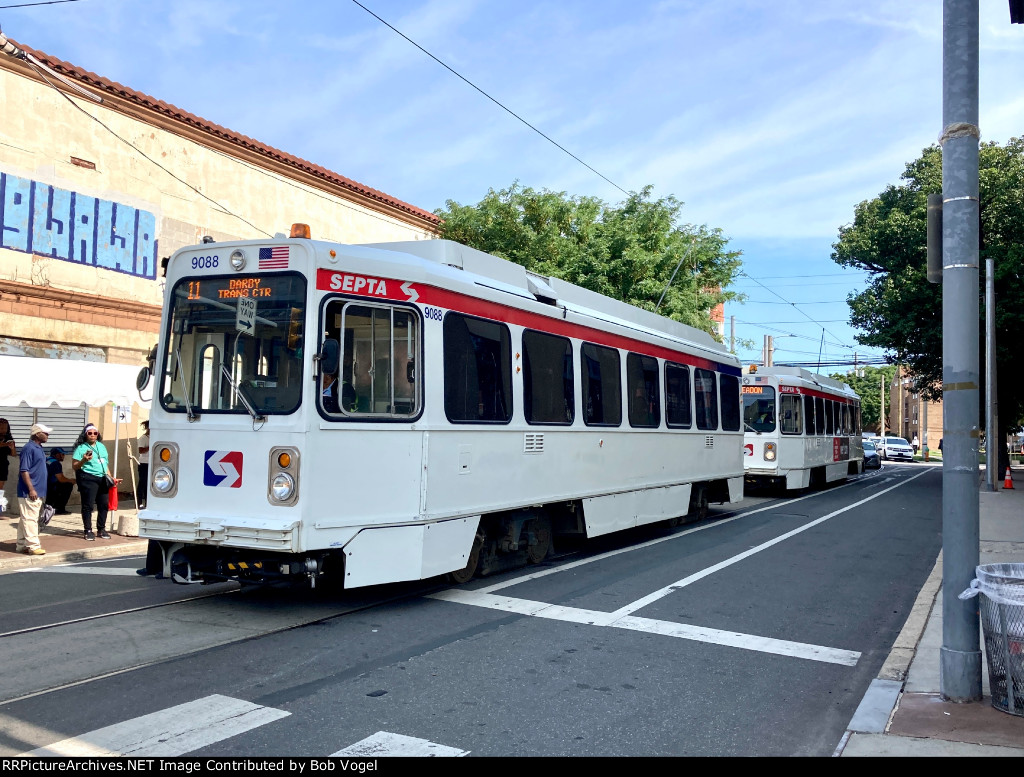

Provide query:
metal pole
left=881, top=374, right=885, bottom=437
left=940, top=0, right=982, bottom=702
left=985, top=256, right=997, bottom=491
left=730, top=316, right=735, bottom=354
left=767, top=335, right=774, bottom=367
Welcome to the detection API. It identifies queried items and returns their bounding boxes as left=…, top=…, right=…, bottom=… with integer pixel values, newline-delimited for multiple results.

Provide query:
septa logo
left=743, top=443, right=754, bottom=457
left=204, top=450, right=243, bottom=488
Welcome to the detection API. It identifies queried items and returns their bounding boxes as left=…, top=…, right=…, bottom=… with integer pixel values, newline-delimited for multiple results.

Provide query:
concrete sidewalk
left=839, top=462, right=1024, bottom=756
left=0, top=491, right=147, bottom=571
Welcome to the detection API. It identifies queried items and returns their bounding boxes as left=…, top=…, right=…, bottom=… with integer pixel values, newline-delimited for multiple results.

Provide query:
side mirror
left=136, top=366, right=152, bottom=392
left=319, top=339, right=340, bottom=377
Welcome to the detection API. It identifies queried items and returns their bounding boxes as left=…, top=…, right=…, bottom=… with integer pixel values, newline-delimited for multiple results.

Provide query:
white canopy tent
left=0, top=355, right=142, bottom=408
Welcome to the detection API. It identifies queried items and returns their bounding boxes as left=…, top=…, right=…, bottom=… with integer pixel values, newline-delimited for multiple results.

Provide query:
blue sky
left=3, top=1, right=1022, bottom=372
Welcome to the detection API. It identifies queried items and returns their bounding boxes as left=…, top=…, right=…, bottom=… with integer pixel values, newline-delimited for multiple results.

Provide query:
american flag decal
left=259, top=246, right=289, bottom=269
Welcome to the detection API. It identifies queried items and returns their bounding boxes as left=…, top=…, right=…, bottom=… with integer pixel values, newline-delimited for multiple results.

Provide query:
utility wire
left=0, top=0, right=84, bottom=7
left=349, top=0, right=628, bottom=196
left=736, top=271, right=856, bottom=352
left=26, top=60, right=273, bottom=238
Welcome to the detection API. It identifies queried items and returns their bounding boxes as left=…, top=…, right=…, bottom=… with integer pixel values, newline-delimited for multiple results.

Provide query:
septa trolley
left=138, top=230, right=745, bottom=588
left=741, top=365, right=864, bottom=490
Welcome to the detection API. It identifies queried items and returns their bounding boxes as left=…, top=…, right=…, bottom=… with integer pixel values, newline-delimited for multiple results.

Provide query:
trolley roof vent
left=526, top=273, right=558, bottom=304
left=524, top=433, right=545, bottom=453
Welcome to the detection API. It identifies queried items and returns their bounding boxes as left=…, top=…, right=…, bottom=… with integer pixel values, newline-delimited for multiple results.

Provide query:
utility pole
left=767, top=336, right=774, bottom=367
left=940, top=0, right=982, bottom=702
left=880, top=374, right=885, bottom=437
left=730, top=316, right=735, bottom=354
left=985, top=257, right=998, bottom=491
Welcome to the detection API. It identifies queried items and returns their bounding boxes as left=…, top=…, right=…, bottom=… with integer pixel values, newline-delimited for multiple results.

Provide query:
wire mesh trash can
left=959, top=563, right=1024, bottom=716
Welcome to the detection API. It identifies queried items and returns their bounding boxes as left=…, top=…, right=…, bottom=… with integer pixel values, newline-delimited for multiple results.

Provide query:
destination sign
left=741, top=386, right=765, bottom=394
left=186, top=277, right=276, bottom=301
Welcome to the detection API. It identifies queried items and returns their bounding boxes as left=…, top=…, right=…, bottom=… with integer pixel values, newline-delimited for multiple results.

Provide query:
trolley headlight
left=229, top=249, right=246, bottom=271
left=271, top=473, right=294, bottom=501
left=267, top=446, right=300, bottom=506
left=153, top=467, right=175, bottom=493
left=764, top=442, right=777, bottom=462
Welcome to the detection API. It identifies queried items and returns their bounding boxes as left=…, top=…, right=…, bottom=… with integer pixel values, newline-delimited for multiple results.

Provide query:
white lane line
left=429, top=589, right=860, bottom=666
left=476, top=468, right=928, bottom=597
left=332, top=732, right=469, bottom=757
left=21, top=694, right=290, bottom=757
left=20, top=567, right=140, bottom=576
left=608, top=467, right=932, bottom=618
left=475, top=481, right=861, bottom=595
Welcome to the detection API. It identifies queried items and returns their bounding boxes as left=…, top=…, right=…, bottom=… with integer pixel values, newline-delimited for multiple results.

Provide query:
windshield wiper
left=221, top=365, right=267, bottom=423
left=175, top=347, right=198, bottom=422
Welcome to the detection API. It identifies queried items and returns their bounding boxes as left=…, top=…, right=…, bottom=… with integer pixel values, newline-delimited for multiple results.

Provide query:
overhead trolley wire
left=349, top=0, right=629, bottom=196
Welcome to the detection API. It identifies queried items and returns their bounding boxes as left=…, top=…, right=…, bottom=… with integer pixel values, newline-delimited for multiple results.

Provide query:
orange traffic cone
left=1004, top=467, right=1014, bottom=489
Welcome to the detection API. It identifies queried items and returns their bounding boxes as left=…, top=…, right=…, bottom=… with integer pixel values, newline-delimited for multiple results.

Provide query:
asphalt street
left=0, top=465, right=942, bottom=757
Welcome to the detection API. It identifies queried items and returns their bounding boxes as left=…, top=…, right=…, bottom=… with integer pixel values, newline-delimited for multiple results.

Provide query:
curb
left=0, top=540, right=148, bottom=573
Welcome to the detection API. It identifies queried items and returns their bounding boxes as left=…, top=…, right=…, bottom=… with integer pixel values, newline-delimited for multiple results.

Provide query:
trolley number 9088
left=192, top=255, right=219, bottom=269
left=423, top=306, right=444, bottom=321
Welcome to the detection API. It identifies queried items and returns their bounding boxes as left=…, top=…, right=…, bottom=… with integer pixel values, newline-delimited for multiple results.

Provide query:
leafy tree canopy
left=831, top=139, right=1024, bottom=437
left=435, top=183, right=744, bottom=338
left=830, top=365, right=898, bottom=433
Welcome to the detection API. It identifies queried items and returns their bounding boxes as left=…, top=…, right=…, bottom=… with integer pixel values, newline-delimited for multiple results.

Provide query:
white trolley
left=741, top=365, right=863, bottom=491
left=138, top=232, right=745, bottom=588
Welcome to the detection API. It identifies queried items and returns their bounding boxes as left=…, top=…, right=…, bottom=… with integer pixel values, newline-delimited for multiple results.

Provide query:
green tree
left=435, top=183, right=743, bottom=337
left=832, top=139, right=1024, bottom=471
left=831, top=365, right=897, bottom=433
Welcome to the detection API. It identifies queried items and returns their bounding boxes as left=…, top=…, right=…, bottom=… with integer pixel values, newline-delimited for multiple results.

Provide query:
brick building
left=0, top=38, right=439, bottom=490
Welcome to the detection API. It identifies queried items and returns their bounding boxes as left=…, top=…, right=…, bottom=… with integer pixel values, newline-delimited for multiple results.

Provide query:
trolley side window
left=742, top=385, right=775, bottom=433
left=815, top=397, right=825, bottom=435
left=581, top=342, right=622, bottom=427
left=443, top=313, right=513, bottom=424
left=825, top=399, right=834, bottom=435
left=627, top=353, right=660, bottom=428
left=780, top=394, right=802, bottom=434
left=804, top=395, right=815, bottom=435
left=523, top=330, right=574, bottom=425
left=321, top=301, right=420, bottom=418
left=694, top=368, right=718, bottom=431
left=664, top=362, right=692, bottom=428
left=720, top=374, right=740, bottom=431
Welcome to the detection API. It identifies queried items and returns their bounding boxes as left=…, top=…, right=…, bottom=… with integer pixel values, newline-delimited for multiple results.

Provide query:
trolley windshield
left=160, top=273, right=307, bottom=416
left=742, top=385, right=776, bottom=433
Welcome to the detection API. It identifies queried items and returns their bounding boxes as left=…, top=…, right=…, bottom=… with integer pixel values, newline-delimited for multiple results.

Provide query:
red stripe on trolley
left=316, top=269, right=738, bottom=374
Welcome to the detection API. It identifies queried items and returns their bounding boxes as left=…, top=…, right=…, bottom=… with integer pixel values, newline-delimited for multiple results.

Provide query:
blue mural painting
left=0, top=171, right=158, bottom=279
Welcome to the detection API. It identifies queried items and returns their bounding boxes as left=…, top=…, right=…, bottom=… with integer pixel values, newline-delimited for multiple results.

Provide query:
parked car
left=863, top=440, right=881, bottom=469
left=879, top=436, right=915, bottom=462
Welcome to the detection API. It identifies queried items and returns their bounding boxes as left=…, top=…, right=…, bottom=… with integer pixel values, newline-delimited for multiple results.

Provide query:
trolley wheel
left=689, top=486, right=709, bottom=523
left=526, top=516, right=552, bottom=564
left=448, top=532, right=483, bottom=584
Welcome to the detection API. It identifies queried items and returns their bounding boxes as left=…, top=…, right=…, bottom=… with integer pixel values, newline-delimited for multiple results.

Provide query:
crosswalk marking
left=429, top=589, right=861, bottom=666
left=22, top=695, right=290, bottom=757
left=332, top=732, right=469, bottom=757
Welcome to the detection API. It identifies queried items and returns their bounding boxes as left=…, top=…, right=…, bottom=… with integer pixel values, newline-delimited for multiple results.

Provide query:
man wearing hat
left=17, top=423, right=51, bottom=555
left=46, top=447, right=75, bottom=515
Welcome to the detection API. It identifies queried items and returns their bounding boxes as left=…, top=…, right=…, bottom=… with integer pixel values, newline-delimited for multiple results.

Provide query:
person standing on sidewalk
left=45, top=447, right=75, bottom=514
left=72, top=423, right=119, bottom=541
left=136, top=420, right=150, bottom=509
left=16, top=424, right=51, bottom=556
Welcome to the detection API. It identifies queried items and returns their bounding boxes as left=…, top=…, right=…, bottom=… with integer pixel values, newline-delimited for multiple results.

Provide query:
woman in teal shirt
left=72, top=423, right=120, bottom=540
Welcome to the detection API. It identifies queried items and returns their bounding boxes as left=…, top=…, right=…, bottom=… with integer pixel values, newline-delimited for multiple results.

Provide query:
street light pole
left=940, top=0, right=982, bottom=702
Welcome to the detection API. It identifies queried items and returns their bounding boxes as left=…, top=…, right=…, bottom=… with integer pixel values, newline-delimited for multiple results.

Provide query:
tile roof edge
left=7, top=39, right=441, bottom=227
